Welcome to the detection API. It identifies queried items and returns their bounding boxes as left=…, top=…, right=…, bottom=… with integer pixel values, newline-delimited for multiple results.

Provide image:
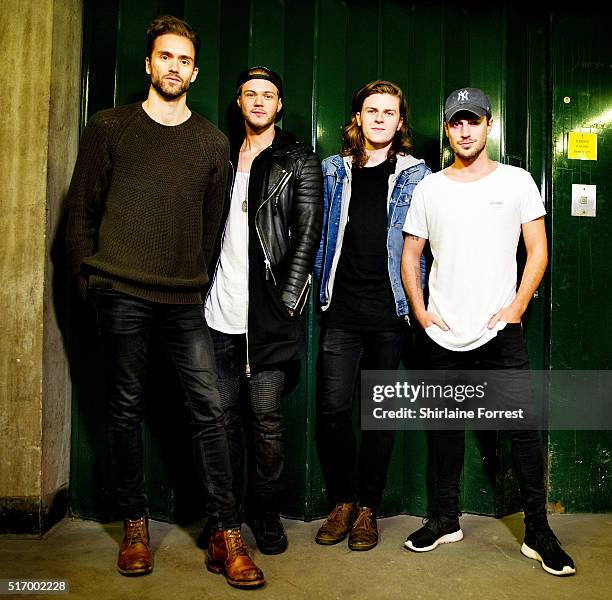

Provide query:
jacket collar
left=231, top=126, right=298, bottom=161
left=337, top=152, right=423, bottom=179
left=269, top=126, right=297, bottom=152
left=394, top=153, right=424, bottom=174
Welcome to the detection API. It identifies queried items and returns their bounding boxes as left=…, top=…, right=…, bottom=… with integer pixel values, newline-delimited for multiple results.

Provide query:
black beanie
left=235, top=66, right=283, bottom=99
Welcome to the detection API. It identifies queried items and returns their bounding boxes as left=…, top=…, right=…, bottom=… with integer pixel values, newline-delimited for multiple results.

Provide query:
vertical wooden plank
left=283, top=0, right=315, bottom=143
left=409, top=1, right=444, bottom=170
left=380, top=1, right=411, bottom=94
left=81, top=0, right=120, bottom=121
left=346, top=0, right=379, bottom=106
left=504, top=6, right=527, bottom=165
left=184, top=0, right=222, bottom=124
left=115, top=0, right=158, bottom=106
left=218, top=0, right=251, bottom=137
left=157, top=0, right=184, bottom=15
left=283, top=0, right=319, bottom=520
left=315, top=0, right=348, bottom=160
left=468, top=6, right=503, bottom=161
left=250, top=0, right=285, bottom=69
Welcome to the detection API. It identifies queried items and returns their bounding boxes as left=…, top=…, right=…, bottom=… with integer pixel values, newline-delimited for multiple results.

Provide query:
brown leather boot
left=315, top=502, right=358, bottom=545
left=117, top=517, right=152, bottom=576
left=207, top=529, right=265, bottom=589
left=348, top=506, right=378, bottom=551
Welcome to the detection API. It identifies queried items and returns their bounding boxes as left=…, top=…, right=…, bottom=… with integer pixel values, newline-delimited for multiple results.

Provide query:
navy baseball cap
left=444, top=87, right=491, bottom=122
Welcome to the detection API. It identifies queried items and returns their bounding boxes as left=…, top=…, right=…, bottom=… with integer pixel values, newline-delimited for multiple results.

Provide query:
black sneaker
left=247, top=513, right=288, bottom=555
left=404, top=515, right=463, bottom=552
left=521, top=527, right=576, bottom=576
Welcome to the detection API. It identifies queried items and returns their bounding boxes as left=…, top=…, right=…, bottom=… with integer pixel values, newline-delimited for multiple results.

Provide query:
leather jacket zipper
left=293, top=274, right=312, bottom=314
left=255, top=169, right=292, bottom=285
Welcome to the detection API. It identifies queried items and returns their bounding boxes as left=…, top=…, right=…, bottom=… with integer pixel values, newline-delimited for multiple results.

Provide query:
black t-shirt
left=324, top=159, right=401, bottom=331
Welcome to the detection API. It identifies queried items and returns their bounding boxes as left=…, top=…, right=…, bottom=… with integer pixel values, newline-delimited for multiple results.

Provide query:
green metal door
left=548, top=11, right=612, bottom=513
left=70, top=0, right=612, bottom=522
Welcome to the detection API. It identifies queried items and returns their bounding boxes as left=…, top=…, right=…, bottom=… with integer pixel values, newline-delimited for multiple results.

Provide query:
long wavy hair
left=341, top=80, right=414, bottom=168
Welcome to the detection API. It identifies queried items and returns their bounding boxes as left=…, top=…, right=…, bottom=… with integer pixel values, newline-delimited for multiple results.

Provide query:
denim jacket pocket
left=390, top=197, right=410, bottom=228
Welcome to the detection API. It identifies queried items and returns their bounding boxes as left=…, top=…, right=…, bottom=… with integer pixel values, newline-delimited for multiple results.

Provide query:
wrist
left=509, top=299, right=527, bottom=317
left=414, top=307, right=428, bottom=321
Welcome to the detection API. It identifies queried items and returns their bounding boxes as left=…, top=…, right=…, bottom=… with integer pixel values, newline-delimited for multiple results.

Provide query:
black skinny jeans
left=425, top=324, right=548, bottom=529
left=210, top=329, right=286, bottom=517
left=316, top=327, right=405, bottom=509
left=94, top=289, right=240, bottom=529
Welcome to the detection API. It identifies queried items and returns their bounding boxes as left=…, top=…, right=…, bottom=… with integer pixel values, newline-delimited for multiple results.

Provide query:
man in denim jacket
left=313, top=80, right=430, bottom=551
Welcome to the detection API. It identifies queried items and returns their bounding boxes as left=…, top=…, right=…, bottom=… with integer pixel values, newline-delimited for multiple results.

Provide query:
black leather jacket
left=207, top=127, right=323, bottom=366
left=251, top=129, right=323, bottom=313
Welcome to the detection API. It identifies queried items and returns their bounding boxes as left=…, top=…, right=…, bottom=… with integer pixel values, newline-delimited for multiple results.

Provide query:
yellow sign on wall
left=568, top=131, right=597, bottom=160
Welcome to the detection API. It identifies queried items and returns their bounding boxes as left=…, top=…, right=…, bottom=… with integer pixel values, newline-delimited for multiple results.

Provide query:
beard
left=150, top=73, right=190, bottom=100
left=451, top=137, right=487, bottom=161
left=242, top=111, right=276, bottom=132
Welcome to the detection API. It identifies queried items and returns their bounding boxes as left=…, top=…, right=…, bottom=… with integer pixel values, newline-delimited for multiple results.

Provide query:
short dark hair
left=146, top=15, right=201, bottom=64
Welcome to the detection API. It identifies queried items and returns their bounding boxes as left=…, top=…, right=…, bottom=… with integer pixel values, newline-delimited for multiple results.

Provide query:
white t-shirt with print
left=403, top=163, right=546, bottom=351
left=205, top=172, right=250, bottom=334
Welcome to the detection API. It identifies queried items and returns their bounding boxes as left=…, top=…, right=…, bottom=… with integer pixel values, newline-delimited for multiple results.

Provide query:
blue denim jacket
left=314, top=153, right=431, bottom=318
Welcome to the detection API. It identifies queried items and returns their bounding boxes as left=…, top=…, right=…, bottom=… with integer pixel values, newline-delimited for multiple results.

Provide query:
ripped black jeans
left=210, top=329, right=286, bottom=517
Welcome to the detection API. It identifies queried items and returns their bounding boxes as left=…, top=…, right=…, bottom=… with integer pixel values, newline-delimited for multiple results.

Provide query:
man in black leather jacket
left=204, top=66, right=323, bottom=554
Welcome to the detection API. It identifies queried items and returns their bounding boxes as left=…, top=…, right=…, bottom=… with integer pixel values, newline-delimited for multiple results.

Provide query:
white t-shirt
left=403, top=163, right=546, bottom=351
left=205, top=172, right=250, bottom=334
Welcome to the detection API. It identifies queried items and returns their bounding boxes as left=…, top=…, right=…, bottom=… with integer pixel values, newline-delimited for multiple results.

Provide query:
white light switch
left=571, top=184, right=596, bottom=217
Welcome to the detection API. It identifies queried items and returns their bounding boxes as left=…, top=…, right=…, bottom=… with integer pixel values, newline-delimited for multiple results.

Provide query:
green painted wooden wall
left=70, top=0, right=612, bottom=522
left=548, top=11, right=612, bottom=513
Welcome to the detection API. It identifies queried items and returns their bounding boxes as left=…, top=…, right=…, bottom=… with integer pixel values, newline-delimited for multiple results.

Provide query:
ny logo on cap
left=457, top=90, right=469, bottom=102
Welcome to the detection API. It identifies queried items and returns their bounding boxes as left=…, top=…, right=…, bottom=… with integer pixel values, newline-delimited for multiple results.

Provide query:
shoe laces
left=353, top=507, right=374, bottom=530
left=327, top=502, right=352, bottom=522
left=226, top=529, right=249, bottom=560
left=421, top=514, right=457, bottom=531
left=125, top=517, right=148, bottom=546
left=421, top=515, right=442, bottom=530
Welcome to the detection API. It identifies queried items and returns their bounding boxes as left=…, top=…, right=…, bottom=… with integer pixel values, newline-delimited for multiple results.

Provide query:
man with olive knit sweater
left=66, top=15, right=264, bottom=590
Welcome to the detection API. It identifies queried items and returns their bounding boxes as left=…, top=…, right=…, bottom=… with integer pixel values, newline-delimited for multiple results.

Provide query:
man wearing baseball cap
left=204, top=66, right=323, bottom=555
left=400, top=87, right=576, bottom=576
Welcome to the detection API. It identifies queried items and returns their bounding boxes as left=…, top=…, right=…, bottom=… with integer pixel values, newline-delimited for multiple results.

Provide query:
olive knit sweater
left=66, top=103, right=229, bottom=304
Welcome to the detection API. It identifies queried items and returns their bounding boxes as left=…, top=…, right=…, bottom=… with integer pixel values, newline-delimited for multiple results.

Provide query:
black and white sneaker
left=404, top=515, right=463, bottom=552
left=521, top=527, right=576, bottom=576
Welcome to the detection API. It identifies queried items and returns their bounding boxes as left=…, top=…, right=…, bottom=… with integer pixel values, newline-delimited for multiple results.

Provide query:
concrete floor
left=0, top=513, right=609, bottom=600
